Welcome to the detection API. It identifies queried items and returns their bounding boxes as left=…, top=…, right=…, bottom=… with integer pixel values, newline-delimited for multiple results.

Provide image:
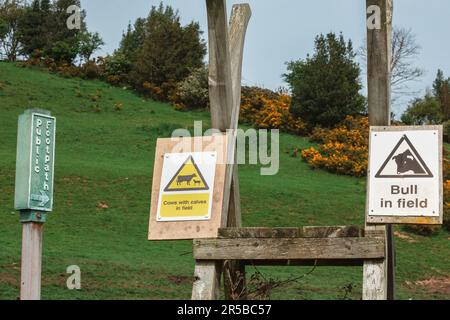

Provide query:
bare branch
left=358, top=26, right=424, bottom=104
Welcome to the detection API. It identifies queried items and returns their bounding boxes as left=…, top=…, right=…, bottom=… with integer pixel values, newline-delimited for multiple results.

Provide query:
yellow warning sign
left=164, top=156, right=209, bottom=192
left=157, top=152, right=217, bottom=222
left=159, top=193, right=210, bottom=219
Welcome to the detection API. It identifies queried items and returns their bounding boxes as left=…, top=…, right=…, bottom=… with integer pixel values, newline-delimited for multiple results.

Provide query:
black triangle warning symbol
left=375, top=135, right=433, bottom=178
left=164, top=156, right=209, bottom=192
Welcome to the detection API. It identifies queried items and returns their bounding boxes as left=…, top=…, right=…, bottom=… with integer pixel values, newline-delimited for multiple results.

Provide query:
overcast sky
left=81, top=0, right=450, bottom=115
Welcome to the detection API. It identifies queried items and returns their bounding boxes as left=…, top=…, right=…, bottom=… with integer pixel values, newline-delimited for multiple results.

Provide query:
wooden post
left=224, top=4, right=251, bottom=300
left=363, top=0, right=395, bottom=300
left=206, top=0, right=234, bottom=133
left=192, top=261, right=223, bottom=300
left=192, top=0, right=251, bottom=300
left=226, top=3, right=252, bottom=229
left=20, top=221, right=44, bottom=300
left=191, top=0, right=231, bottom=300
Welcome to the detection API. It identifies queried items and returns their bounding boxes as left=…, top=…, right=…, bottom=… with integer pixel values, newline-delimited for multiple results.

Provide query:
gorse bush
left=240, top=86, right=308, bottom=135
left=301, top=116, right=369, bottom=177
left=100, top=54, right=131, bottom=85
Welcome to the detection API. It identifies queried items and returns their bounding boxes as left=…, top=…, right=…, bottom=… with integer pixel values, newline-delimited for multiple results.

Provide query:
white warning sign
left=367, top=126, right=443, bottom=224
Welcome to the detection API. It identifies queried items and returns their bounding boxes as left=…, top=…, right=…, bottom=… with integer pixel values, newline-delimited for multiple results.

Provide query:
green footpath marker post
left=14, top=109, right=56, bottom=300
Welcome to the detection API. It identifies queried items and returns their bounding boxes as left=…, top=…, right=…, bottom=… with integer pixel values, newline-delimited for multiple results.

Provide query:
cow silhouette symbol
left=177, top=173, right=197, bottom=186
left=392, top=150, right=425, bottom=175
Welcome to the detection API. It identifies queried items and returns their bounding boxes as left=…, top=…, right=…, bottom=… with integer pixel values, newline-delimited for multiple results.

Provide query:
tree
left=359, top=27, right=424, bottom=101
left=78, top=30, right=104, bottom=63
left=284, top=32, right=365, bottom=128
left=17, top=0, right=50, bottom=58
left=0, top=0, right=24, bottom=61
left=45, top=0, right=84, bottom=63
left=433, top=69, right=450, bottom=121
left=131, top=3, right=206, bottom=98
left=18, top=0, right=84, bottom=63
left=390, top=28, right=424, bottom=95
left=117, top=18, right=146, bottom=64
left=401, top=94, right=442, bottom=125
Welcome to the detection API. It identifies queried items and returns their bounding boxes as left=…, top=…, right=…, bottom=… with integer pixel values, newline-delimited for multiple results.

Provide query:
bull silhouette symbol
left=392, top=150, right=426, bottom=175
left=177, top=173, right=197, bottom=186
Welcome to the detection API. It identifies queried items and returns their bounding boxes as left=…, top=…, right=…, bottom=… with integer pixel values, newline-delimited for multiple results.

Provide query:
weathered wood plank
left=241, top=260, right=365, bottom=267
left=194, top=237, right=385, bottom=261
left=20, top=222, right=43, bottom=300
left=363, top=0, right=394, bottom=301
left=366, top=0, right=392, bottom=126
left=207, top=0, right=234, bottom=132
left=219, top=226, right=363, bottom=239
left=363, top=258, right=388, bottom=300
left=222, top=4, right=251, bottom=301
left=224, top=1, right=251, bottom=229
left=192, top=261, right=223, bottom=300
left=192, top=0, right=233, bottom=301
left=228, top=3, right=251, bottom=131
left=367, top=216, right=443, bottom=225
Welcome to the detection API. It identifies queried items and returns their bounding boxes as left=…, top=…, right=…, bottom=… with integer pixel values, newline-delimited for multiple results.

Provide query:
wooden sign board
left=367, top=126, right=443, bottom=225
left=148, top=135, right=228, bottom=240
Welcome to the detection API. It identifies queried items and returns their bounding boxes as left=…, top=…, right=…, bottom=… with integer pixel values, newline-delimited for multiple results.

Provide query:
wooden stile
left=192, top=0, right=393, bottom=301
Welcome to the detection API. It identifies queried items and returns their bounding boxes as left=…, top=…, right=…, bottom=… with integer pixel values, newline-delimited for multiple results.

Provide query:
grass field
left=0, top=62, right=449, bottom=300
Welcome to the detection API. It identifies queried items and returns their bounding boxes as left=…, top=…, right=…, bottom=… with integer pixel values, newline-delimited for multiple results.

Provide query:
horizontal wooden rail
left=218, top=226, right=363, bottom=239
left=231, top=259, right=368, bottom=267
left=193, top=237, right=385, bottom=261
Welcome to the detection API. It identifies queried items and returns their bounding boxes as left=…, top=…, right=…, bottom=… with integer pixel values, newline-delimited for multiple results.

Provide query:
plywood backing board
left=149, top=135, right=228, bottom=240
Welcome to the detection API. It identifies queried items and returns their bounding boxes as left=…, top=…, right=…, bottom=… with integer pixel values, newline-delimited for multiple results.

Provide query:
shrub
left=114, top=102, right=124, bottom=111
left=141, top=82, right=163, bottom=100
left=57, top=63, right=82, bottom=78
left=171, top=66, right=209, bottom=110
left=401, top=94, right=443, bottom=125
left=301, top=116, right=369, bottom=177
left=100, top=54, right=131, bottom=85
left=240, top=86, right=279, bottom=123
left=443, top=120, right=450, bottom=143
left=106, top=75, right=122, bottom=86
left=80, top=61, right=102, bottom=79
left=240, top=86, right=308, bottom=135
left=46, top=40, right=79, bottom=64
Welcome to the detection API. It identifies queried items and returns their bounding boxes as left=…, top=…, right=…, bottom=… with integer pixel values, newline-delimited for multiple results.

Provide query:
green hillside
left=0, top=62, right=449, bottom=300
